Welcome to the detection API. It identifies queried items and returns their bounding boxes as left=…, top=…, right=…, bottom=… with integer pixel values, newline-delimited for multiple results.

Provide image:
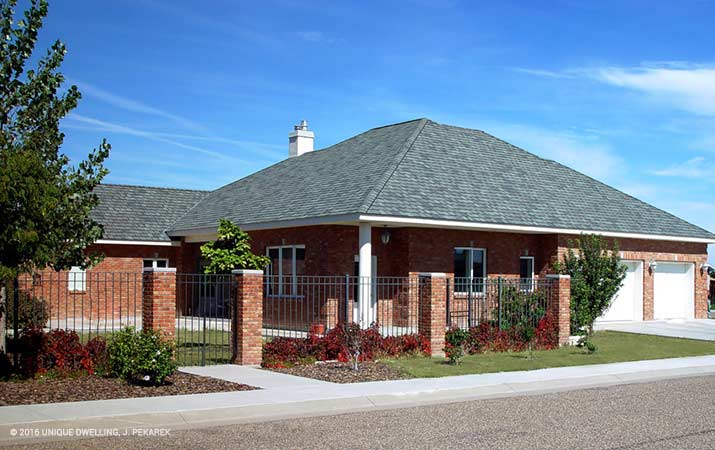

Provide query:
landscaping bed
left=0, top=371, right=255, bottom=406
left=271, top=360, right=408, bottom=383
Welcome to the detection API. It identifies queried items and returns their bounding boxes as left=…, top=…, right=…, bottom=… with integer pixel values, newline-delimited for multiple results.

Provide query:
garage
left=653, top=262, right=695, bottom=320
left=598, top=260, right=643, bottom=322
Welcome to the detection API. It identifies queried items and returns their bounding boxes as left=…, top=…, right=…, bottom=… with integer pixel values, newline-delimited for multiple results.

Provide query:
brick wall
left=142, top=268, right=176, bottom=336
left=19, top=243, right=181, bottom=326
left=556, top=235, right=709, bottom=320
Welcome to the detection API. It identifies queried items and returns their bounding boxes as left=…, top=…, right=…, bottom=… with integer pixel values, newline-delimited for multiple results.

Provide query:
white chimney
left=288, top=119, right=314, bottom=157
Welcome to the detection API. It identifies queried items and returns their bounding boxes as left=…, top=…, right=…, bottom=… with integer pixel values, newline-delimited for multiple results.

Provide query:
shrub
left=492, top=287, right=547, bottom=331
left=458, top=315, right=559, bottom=356
left=85, top=336, right=109, bottom=376
left=107, top=327, right=177, bottom=385
left=15, top=328, right=91, bottom=377
left=4, top=292, right=49, bottom=330
left=444, top=328, right=469, bottom=365
left=262, top=323, right=430, bottom=368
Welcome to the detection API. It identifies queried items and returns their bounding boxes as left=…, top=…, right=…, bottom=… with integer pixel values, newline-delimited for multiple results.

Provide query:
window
left=454, top=248, right=486, bottom=293
left=520, top=256, right=534, bottom=291
left=143, top=258, right=169, bottom=269
left=68, top=266, right=86, bottom=292
left=266, top=245, right=305, bottom=296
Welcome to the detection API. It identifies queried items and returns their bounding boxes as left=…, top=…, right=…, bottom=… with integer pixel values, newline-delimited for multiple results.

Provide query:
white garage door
left=653, top=262, right=695, bottom=320
left=598, top=261, right=643, bottom=322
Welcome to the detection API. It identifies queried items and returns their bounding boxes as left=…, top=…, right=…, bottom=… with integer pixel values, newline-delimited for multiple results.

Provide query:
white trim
left=95, top=239, right=180, bottom=247
left=143, top=258, right=169, bottom=269
left=168, top=214, right=362, bottom=237
left=142, top=267, right=176, bottom=273
left=358, top=215, right=715, bottom=243
left=418, top=272, right=447, bottom=278
left=231, top=269, right=263, bottom=275
left=168, top=213, right=714, bottom=244
left=266, top=244, right=305, bottom=296
left=546, top=274, right=571, bottom=279
left=520, top=256, right=535, bottom=280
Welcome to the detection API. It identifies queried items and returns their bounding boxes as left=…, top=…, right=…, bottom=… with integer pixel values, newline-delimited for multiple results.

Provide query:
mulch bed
left=271, top=360, right=409, bottom=383
left=0, top=371, right=256, bottom=406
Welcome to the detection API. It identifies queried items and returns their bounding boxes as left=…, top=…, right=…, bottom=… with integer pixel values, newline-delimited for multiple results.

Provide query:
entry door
left=653, top=262, right=695, bottom=320
left=353, top=255, right=377, bottom=325
left=598, top=261, right=643, bottom=322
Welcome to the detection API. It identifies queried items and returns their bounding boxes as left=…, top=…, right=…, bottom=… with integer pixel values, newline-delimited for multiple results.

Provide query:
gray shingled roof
left=169, top=119, right=715, bottom=240
left=92, top=184, right=208, bottom=241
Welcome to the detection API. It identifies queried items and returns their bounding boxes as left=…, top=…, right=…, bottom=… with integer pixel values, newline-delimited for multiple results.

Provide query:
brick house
left=68, top=118, right=713, bottom=328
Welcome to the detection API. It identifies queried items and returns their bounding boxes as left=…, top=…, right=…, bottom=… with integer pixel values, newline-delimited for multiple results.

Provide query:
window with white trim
left=454, top=247, right=487, bottom=293
left=68, top=266, right=86, bottom=292
left=266, top=245, right=305, bottom=296
left=143, top=258, right=169, bottom=269
left=520, top=256, right=535, bottom=291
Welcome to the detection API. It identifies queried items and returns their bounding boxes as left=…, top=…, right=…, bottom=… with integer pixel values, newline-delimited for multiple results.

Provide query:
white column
left=358, top=222, right=372, bottom=327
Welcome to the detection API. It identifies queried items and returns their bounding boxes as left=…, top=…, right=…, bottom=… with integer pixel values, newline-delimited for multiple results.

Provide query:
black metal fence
left=447, top=277, right=554, bottom=330
left=5, top=272, right=142, bottom=340
left=263, top=275, right=422, bottom=339
left=175, top=273, right=234, bottom=366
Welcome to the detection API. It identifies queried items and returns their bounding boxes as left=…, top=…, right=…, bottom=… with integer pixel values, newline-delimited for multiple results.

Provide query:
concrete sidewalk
left=1, top=356, right=715, bottom=446
left=595, top=319, right=715, bottom=341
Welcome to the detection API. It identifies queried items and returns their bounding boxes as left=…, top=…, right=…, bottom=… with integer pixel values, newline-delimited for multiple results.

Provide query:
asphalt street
left=8, top=375, right=715, bottom=450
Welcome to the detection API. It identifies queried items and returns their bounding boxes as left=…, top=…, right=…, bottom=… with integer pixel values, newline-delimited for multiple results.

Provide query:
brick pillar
left=418, top=273, right=447, bottom=357
left=142, top=267, right=176, bottom=336
left=546, top=274, right=571, bottom=345
left=232, top=269, right=263, bottom=366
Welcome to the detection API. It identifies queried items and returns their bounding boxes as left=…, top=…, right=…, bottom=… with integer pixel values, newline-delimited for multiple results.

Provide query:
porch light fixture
left=381, top=228, right=391, bottom=245
left=649, top=259, right=658, bottom=271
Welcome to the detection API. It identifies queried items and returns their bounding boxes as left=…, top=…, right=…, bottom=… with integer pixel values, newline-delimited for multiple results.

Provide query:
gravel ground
left=0, top=372, right=255, bottom=405
left=7, top=374, right=715, bottom=449
left=270, top=360, right=408, bottom=383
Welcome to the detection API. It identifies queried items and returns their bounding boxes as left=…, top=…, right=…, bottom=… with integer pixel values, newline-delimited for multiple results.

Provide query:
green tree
left=0, top=0, right=110, bottom=346
left=555, top=234, right=627, bottom=337
left=200, top=219, right=270, bottom=274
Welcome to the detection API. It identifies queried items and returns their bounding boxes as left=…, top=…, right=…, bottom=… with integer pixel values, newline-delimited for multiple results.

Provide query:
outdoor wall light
left=649, top=260, right=658, bottom=271
left=381, top=228, right=391, bottom=245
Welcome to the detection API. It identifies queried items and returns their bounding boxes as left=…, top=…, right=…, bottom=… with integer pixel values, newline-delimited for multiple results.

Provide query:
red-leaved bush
left=16, top=329, right=108, bottom=378
left=262, top=323, right=430, bottom=368
left=461, top=313, right=559, bottom=355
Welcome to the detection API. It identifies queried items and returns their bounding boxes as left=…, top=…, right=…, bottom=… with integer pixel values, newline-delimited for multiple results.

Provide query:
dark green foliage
left=493, top=286, right=547, bottom=330
left=200, top=219, right=270, bottom=274
left=0, top=0, right=110, bottom=280
left=444, top=327, right=469, bottom=365
left=555, top=234, right=627, bottom=336
left=107, top=327, right=177, bottom=385
left=4, top=289, right=48, bottom=329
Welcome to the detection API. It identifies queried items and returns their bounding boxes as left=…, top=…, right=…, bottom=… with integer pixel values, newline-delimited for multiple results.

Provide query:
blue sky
left=35, top=0, right=714, bottom=261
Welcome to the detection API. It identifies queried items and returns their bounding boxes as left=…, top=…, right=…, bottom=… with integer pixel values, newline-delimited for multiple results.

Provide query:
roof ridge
left=360, top=118, right=429, bottom=213
left=99, top=183, right=210, bottom=193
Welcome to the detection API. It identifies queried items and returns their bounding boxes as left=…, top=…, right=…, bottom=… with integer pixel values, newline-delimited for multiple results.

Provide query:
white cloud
left=653, top=156, right=710, bottom=178
left=65, top=114, right=247, bottom=163
left=75, top=81, right=206, bottom=132
left=594, top=66, right=715, bottom=116
left=478, top=123, right=625, bottom=182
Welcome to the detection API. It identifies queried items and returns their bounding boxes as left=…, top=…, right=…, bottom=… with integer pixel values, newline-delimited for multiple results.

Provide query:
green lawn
left=385, top=331, right=715, bottom=378
left=76, top=329, right=233, bottom=366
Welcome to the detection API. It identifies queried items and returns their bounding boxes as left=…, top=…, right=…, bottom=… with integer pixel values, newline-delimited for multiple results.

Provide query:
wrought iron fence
left=447, top=277, right=554, bottom=330
left=263, top=275, right=422, bottom=339
left=175, top=273, right=233, bottom=366
left=3, top=272, right=143, bottom=362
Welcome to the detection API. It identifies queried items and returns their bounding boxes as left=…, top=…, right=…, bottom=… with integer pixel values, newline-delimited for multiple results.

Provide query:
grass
left=385, top=331, right=715, bottom=378
left=75, top=329, right=233, bottom=367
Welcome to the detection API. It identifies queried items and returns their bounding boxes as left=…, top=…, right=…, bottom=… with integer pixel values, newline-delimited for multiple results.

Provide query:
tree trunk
left=0, top=282, right=6, bottom=353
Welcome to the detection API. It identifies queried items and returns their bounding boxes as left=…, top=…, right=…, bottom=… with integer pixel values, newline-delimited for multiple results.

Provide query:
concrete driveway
left=595, top=319, right=715, bottom=341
